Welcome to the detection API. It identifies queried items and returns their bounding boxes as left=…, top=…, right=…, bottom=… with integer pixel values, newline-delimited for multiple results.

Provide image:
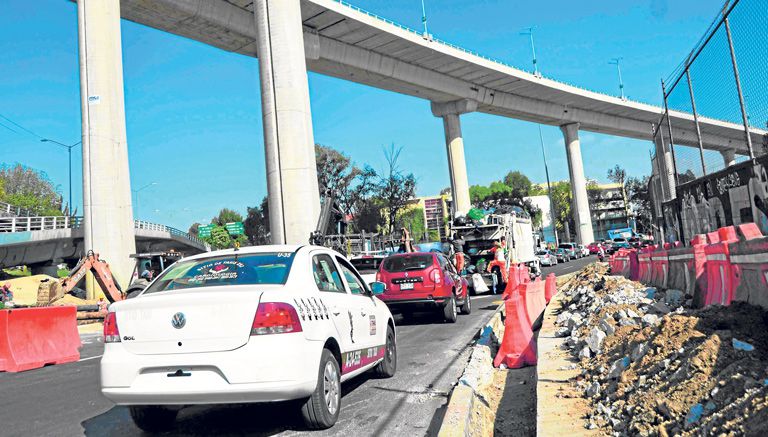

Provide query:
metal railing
left=329, top=0, right=649, bottom=104
left=0, top=201, right=38, bottom=218
left=0, top=215, right=78, bottom=233
left=0, top=215, right=206, bottom=247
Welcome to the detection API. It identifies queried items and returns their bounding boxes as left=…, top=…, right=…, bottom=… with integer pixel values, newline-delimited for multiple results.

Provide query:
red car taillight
left=251, top=302, right=303, bottom=335
left=376, top=271, right=382, bottom=282
left=103, top=312, right=121, bottom=343
left=430, top=269, right=442, bottom=284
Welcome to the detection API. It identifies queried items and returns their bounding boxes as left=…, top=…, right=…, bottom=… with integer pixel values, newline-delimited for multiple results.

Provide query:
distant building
left=414, top=194, right=451, bottom=241
left=524, top=195, right=556, bottom=244
left=589, top=182, right=631, bottom=240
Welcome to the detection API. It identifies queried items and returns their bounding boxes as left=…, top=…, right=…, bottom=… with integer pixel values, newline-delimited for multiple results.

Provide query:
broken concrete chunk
left=585, top=381, right=600, bottom=397
left=608, top=356, right=631, bottom=379
left=619, top=317, right=638, bottom=326
left=642, top=314, right=659, bottom=326
left=599, top=318, right=616, bottom=335
left=579, top=346, right=592, bottom=359
left=587, top=328, right=607, bottom=354
left=626, top=309, right=640, bottom=319
left=631, top=342, right=649, bottom=362
left=650, top=301, right=671, bottom=314
left=567, top=313, right=583, bottom=330
left=556, top=311, right=573, bottom=326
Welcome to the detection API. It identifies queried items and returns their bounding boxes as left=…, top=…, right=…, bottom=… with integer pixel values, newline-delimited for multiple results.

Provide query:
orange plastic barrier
left=544, top=273, right=557, bottom=303
left=637, top=248, right=653, bottom=284
left=0, top=306, right=81, bottom=372
left=703, top=226, right=740, bottom=306
left=650, top=247, right=669, bottom=289
left=729, top=224, right=768, bottom=308
left=523, top=278, right=546, bottom=330
left=667, top=235, right=708, bottom=307
left=494, top=292, right=537, bottom=369
left=501, top=264, right=530, bottom=300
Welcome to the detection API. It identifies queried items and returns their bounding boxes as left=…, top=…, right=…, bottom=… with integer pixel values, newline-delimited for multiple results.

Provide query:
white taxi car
left=101, top=245, right=397, bottom=431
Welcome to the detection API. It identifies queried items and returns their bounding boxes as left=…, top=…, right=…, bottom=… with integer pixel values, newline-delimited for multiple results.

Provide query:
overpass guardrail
left=0, top=201, right=38, bottom=218
left=0, top=216, right=207, bottom=248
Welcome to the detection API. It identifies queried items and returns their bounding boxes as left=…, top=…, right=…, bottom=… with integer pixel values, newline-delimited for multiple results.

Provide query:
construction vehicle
left=452, top=207, right=540, bottom=293
left=36, top=251, right=125, bottom=305
left=125, top=250, right=183, bottom=297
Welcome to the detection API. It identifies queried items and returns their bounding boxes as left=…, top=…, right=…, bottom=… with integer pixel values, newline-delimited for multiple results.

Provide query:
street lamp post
left=538, top=125, right=558, bottom=246
left=132, top=182, right=157, bottom=219
left=420, top=0, right=429, bottom=37
left=40, top=139, right=81, bottom=215
left=609, top=57, right=625, bottom=100
left=520, top=27, right=540, bottom=77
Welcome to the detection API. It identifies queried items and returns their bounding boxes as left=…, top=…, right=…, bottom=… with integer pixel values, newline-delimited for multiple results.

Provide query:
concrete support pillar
left=559, top=123, right=594, bottom=245
left=77, top=0, right=136, bottom=297
left=254, top=0, right=320, bottom=244
left=721, top=149, right=736, bottom=167
left=431, top=99, right=477, bottom=216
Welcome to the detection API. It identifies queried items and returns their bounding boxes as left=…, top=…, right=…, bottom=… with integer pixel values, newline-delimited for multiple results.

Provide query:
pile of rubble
left=555, top=263, right=768, bottom=436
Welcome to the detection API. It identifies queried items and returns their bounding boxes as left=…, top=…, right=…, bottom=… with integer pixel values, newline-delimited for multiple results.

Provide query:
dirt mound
left=555, top=264, right=768, bottom=436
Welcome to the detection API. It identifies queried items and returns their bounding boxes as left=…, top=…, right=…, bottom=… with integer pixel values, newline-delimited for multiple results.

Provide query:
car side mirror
left=370, top=281, right=386, bottom=295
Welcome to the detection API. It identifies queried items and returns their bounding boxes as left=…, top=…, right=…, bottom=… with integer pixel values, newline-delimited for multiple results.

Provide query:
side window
left=336, top=257, right=368, bottom=295
left=312, top=254, right=345, bottom=293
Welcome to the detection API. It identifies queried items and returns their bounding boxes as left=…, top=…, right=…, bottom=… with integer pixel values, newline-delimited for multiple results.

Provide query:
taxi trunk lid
left=114, top=286, right=274, bottom=355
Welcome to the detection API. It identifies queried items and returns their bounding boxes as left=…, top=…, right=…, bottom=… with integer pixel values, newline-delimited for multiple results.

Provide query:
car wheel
left=443, top=297, right=458, bottom=323
left=125, top=286, right=144, bottom=299
left=374, top=325, right=397, bottom=378
left=301, top=349, right=341, bottom=429
left=460, top=293, right=472, bottom=315
left=129, top=406, right=178, bottom=432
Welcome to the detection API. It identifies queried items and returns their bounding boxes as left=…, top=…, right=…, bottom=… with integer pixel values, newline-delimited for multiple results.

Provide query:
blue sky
left=0, top=0, right=722, bottom=229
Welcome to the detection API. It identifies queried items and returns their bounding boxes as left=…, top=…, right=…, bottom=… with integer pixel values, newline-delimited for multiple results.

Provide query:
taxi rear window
left=143, top=253, right=295, bottom=293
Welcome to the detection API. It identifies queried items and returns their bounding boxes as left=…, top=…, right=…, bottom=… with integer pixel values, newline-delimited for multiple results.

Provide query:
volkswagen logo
left=171, top=312, right=186, bottom=329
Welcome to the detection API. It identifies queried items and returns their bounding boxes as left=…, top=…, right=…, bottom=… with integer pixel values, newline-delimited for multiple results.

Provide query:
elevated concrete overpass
left=72, top=0, right=764, bottom=276
left=0, top=215, right=209, bottom=271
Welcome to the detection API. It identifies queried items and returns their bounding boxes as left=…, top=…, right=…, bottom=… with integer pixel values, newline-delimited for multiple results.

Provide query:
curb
left=438, top=304, right=505, bottom=437
left=535, top=285, right=598, bottom=436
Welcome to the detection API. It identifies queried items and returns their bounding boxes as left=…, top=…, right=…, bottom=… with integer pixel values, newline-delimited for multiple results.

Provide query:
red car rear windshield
left=382, top=254, right=434, bottom=272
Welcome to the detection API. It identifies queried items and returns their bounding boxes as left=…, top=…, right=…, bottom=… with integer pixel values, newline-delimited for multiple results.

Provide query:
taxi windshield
left=143, top=253, right=295, bottom=293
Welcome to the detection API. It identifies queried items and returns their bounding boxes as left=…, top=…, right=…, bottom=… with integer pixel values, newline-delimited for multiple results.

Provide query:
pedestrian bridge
left=0, top=215, right=209, bottom=269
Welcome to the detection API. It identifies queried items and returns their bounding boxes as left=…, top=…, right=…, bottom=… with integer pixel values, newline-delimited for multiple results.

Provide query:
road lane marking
left=78, top=355, right=102, bottom=362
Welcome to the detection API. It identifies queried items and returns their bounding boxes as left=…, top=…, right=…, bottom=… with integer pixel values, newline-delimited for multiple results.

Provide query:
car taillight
left=430, top=269, right=441, bottom=284
left=251, top=302, right=303, bottom=336
left=376, top=272, right=382, bottom=282
left=104, top=312, right=121, bottom=343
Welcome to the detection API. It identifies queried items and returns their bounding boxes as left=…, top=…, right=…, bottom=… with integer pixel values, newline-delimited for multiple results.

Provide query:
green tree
left=397, top=207, right=426, bottom=242
left=550, top=181, right=574, bottom=237
left=198, top=208, right=247, bottom=249
left=469, top=185, right=491, bottom=203
left=627, top=176, right=652, bottom=234
left=377, top=144, right=417, bottom=235
left=503, top=171, right=532, bottom=198
left=355, top=197, right=385, bottom=233
left=0, top=164, right=65, bottom=215
left=315, top=144, right=377, bottom=232
left=244, top=196, right=271, bottom=245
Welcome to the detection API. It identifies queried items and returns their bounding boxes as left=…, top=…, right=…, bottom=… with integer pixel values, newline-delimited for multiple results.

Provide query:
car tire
left=125, top=286, right=144, bottom=299
left=301, top=349, right=341, bottom=430
left=460, top=294, right=472, bottom=315
left=129, top=406, right=178, bottom=433
left=374, top=325, right=397, bottom=378
left=443, top=297, right=458, bottom=323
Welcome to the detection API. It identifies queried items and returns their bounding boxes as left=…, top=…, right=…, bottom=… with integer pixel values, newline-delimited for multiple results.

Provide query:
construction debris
left=555, top=263, right=768, bottom=436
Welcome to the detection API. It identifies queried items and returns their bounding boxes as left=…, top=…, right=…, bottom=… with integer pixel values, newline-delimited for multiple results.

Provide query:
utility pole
left=132, top=182, right=157, bottom=219
left=538, top=125, right=558, bottom=246
left=420, top=0, right=429, bottom=37
left=520, top=27, right=540, bottom=77
left=609, top=57, right=625, bottom=100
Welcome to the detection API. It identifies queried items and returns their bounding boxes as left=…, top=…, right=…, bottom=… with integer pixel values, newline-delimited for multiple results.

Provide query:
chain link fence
left=652, top=0, right=766, bottom=197
left=649, top=0, right=768, bottom=242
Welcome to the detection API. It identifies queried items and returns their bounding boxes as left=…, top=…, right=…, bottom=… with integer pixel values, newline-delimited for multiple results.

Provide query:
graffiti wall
left=661, top=155, right=768, bottom=242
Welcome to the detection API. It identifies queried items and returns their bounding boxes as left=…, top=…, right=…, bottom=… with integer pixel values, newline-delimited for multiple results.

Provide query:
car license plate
left=400, top=282, right=414, bottom=290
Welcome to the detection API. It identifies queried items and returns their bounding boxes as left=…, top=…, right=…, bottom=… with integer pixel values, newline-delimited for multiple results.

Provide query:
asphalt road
left=0, top=258, right=594, bottom=437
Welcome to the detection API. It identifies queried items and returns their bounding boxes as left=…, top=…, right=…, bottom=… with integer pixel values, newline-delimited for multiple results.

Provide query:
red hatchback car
left=375, top=252, right=470, bottom=322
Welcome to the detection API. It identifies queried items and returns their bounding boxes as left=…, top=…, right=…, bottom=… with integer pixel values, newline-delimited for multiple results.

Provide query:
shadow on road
left=82, top=374, right=373, bottom=436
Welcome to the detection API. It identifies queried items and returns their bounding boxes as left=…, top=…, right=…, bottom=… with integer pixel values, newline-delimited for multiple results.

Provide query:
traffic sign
left=198, top=224, right=214, bottom=238
left=225, top=221, right=245, bottom=236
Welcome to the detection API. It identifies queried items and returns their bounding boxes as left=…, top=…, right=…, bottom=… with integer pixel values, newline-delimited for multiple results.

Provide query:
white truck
left=451, top=209, right=540, bottom=294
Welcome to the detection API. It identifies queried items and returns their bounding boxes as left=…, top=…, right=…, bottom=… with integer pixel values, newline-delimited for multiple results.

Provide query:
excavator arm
left=36, top=251, right=125, bottom=305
